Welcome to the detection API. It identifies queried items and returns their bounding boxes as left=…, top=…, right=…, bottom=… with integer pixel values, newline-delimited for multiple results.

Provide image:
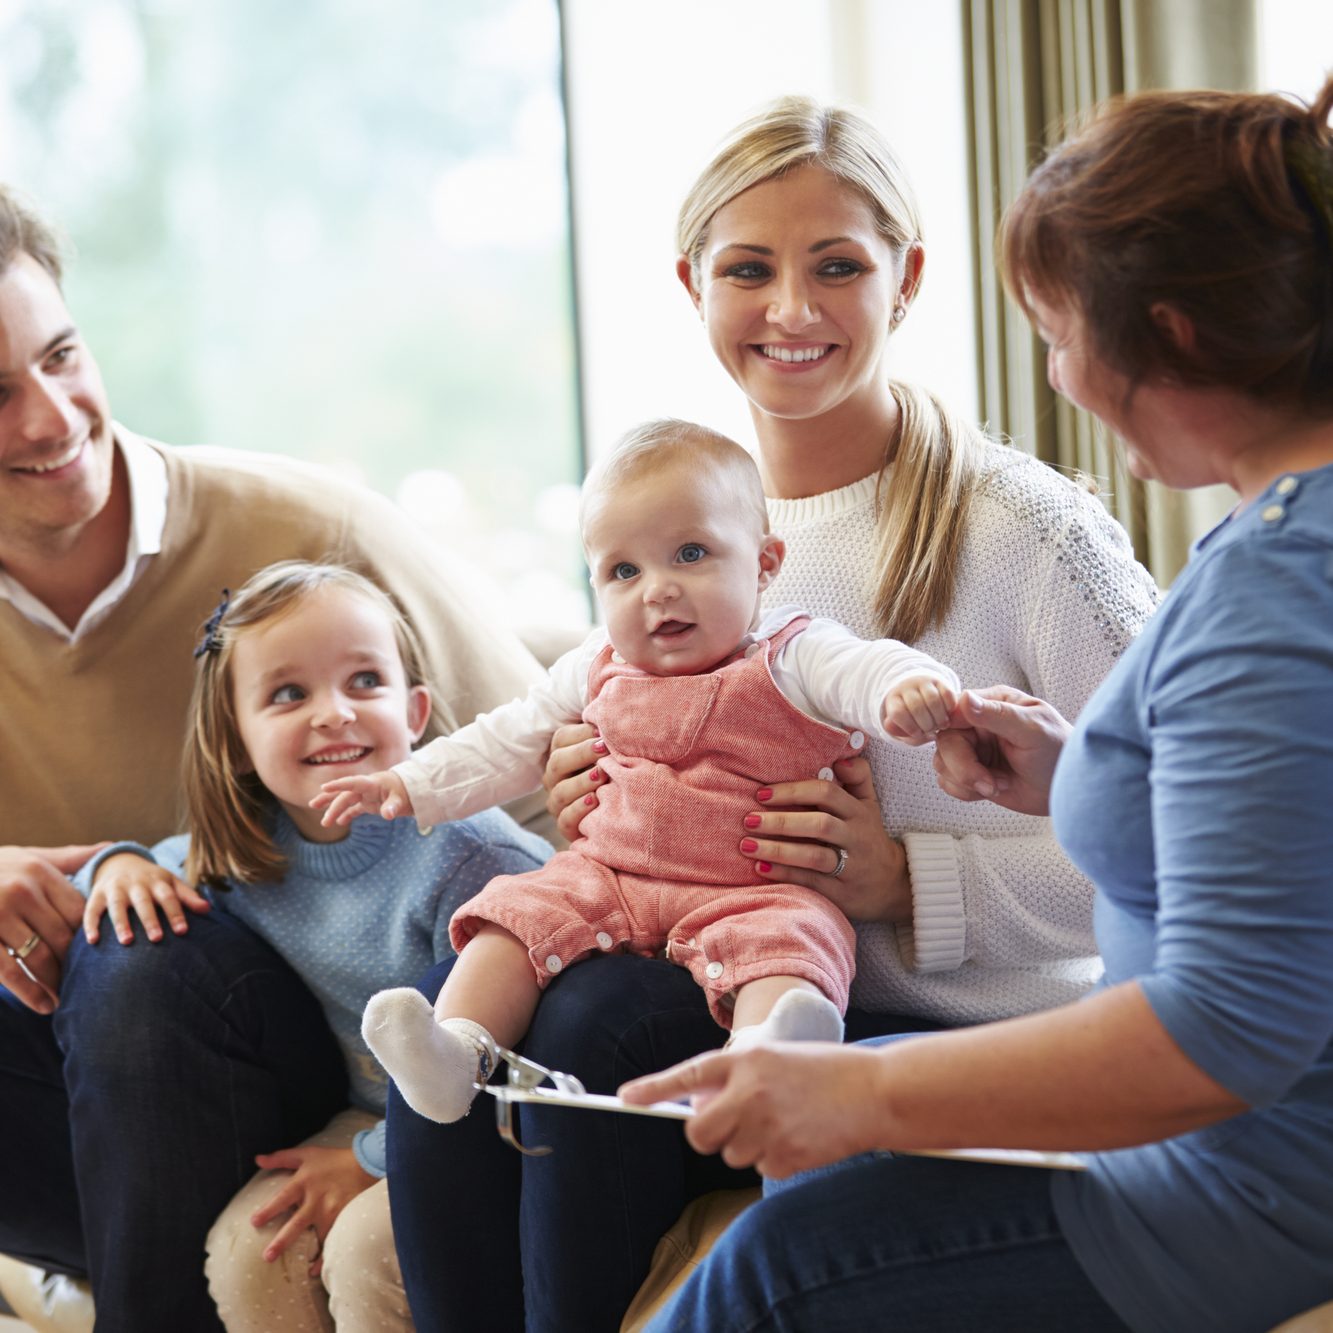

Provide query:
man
left=0, top=185, right=547, bottom=1330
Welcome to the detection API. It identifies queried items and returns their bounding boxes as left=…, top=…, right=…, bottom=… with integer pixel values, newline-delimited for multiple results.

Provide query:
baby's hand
left=311, top=771, right=415, bottom=826
left=882, top=674, right=959, bottom=745
left=85, top=852, right=211, bottom=945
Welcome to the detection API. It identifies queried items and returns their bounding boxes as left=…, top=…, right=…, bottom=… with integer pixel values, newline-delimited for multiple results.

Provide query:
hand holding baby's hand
left=311, top=771, right=415, bottom=826
left=882, top=674, right=959, bottom=745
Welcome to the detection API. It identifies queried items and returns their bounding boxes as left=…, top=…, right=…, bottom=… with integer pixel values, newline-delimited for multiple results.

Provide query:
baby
left=314, top=419, right=960, bottom=1123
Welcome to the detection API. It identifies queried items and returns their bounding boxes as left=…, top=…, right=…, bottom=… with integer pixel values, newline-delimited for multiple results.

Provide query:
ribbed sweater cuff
left=895, top=832, right=965, bottom=973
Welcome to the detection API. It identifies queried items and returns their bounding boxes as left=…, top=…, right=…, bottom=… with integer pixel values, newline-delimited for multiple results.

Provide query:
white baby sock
left=728, top=988, right=845, bottom=1052
left=362, top=987, right=497, bottom=1124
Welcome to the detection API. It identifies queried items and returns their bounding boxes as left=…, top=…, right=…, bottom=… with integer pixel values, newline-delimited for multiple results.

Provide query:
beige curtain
left=965, top=0, right=1256, bottom=584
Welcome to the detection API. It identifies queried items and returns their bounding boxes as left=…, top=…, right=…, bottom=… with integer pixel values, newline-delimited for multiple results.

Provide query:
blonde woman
left=387, top=98, right=1160, bottom=1332
left=625, top=76, right=1333, bottom=1333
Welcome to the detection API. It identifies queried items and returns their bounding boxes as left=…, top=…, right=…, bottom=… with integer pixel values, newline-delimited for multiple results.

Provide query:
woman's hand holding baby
left=739, top=758, right=913, bottom=924
left=85, top=852, right=211, bottom=945
left=249, top=1144, right=375, bottom=1278
left=541, top=722, right=605, bottom=840
left=933, top=687, right=1071, bottom=815
left=311, top=771, right=416, bottom=827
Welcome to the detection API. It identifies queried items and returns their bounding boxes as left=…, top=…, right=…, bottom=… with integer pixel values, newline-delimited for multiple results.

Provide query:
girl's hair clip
left=193, top=589, right=232, bottom=658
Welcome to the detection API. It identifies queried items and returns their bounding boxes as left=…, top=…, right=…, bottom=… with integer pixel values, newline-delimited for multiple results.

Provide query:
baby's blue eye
left=271, top=684, right=305, bottom=704
left=678, top=543, right=706, bottom=564
left=350, top=670, right=382, bottom=689
left=612, top=562, right=639, bottom=581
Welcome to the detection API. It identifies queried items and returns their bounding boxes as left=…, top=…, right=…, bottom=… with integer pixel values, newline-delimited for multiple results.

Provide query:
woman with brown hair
left=387, top=97, right=1158, bottom=1331
left=624, top=77, right=1333, bottom=1332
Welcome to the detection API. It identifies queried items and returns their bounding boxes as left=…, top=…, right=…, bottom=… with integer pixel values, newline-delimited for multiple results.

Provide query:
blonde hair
left=580, top=418, right=769, bottom=539
left=182, top=561, right=441, bottom=889
left=677, top=96, right=988, bottom=643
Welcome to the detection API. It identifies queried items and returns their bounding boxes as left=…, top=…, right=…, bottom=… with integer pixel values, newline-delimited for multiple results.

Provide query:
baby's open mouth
left=652, top=620, right=694, bottom=638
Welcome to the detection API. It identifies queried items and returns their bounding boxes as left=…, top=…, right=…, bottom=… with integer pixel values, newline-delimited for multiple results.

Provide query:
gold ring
left=11, top=932, right=40, bottom=960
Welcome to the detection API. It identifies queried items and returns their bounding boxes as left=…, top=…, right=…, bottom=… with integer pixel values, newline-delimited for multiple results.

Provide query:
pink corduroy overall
left=450, top=615, right=860, bottom=1024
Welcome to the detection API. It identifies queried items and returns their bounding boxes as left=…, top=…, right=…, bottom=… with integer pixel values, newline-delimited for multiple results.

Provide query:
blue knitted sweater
left=77, top=808, right=550, bottom=1174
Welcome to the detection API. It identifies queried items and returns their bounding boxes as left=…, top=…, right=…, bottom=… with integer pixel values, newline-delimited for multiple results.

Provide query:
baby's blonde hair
left=182, top=561, right=441, bottom=889
left=580, top=418, right=769, bottom=543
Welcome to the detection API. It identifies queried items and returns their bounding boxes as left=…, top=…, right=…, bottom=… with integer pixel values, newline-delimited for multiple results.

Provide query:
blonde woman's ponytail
left=870, top=382, right=988, bottom=643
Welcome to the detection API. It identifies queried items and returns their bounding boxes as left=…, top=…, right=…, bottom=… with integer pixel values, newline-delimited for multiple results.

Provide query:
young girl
left=315, top=420, right=961, bottom=1126
left=75, top=561, right=550, bottom=1332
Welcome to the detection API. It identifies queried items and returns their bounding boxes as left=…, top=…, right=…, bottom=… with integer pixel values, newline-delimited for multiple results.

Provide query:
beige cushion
left=619, top=1188, right=759, bottom=1332
left=0, top=1253, right=93, bottom=1333
left=1271, top=1302, right=1333, bottom=1332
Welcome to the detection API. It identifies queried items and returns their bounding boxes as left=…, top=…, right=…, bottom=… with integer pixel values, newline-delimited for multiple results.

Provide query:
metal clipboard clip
left=477, top=1046, right=693, bottom=1156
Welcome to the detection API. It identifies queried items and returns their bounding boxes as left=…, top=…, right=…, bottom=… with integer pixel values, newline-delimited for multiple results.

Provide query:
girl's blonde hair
left=678, top=95, right=989, bottom=642
left=182, top=561, right=441, bottom=889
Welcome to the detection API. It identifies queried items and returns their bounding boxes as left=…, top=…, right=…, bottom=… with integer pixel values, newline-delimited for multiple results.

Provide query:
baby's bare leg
left=728, top=976, right=844, bottom=1050
left=362, top=926, right=538, bottom=1123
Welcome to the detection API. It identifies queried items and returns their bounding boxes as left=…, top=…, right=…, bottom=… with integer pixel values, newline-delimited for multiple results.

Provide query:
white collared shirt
left=0, top=426, right=168, bottom=642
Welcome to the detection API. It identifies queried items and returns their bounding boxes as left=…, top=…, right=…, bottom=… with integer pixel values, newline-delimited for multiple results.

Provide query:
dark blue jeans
left=387, top=954, right=941, bottom=1333
left=647, top=1150, right=1130, bottom=1332
left=0, top=910, right=347, bottom=1332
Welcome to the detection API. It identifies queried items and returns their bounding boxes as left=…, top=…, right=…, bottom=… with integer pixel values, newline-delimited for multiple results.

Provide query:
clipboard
left=478, top=1053, right=1085, bottom=1170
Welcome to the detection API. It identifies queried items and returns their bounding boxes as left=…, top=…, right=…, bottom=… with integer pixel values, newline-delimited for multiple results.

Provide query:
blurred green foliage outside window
left=0, top=0, right=586, bottom=626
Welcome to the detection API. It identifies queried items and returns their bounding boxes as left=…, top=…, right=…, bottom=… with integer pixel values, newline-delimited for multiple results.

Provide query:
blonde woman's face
left=229, top=585, right=430, bottom=842
left=683, top=165, right=905, bottom=427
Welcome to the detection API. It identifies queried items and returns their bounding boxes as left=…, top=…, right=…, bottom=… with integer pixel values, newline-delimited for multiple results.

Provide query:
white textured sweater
left=764, top=442, right=1161, bottom=1024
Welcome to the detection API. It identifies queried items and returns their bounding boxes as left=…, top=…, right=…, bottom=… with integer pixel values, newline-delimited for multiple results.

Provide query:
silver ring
left=8, top=932, right=40, bottom=960
left=830, top=847, right=848, bottom=879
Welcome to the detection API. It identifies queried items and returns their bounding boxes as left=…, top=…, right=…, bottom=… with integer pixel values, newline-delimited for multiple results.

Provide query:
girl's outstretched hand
left=250, top=1145, right=376, bottom=1278
left=933, top=687, right=1072, bottom=816
left=620, top=1042, right=891, bottom=1180
left=311, top=770, right=414, bottom=826
left=84, top=852, right=211, bottom=945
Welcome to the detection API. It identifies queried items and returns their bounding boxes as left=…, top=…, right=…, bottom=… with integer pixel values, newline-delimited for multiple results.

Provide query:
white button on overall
left=1276, top=476, right=1298, bottom=496
left=817, top=767, right=835, bottom=782
left=848, top=731, right=865, bottom=750
left=1261, top=504, right=1285, bottom=522
left=705, top=961, right=724, bottom=980
left=595, top=931, right=613, bottom=950
left=544, top=955, right=563, bottom=974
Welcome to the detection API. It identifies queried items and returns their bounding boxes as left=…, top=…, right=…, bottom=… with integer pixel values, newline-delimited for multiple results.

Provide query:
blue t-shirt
left=1050, top=464, right=1333, bottom=1332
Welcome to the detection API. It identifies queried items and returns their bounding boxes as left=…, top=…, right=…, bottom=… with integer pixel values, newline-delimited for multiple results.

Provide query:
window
left=0, top=0, right=586, bottom=627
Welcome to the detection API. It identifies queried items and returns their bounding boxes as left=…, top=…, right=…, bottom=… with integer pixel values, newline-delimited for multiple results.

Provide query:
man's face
left=0, top=253, right=113, bottom=557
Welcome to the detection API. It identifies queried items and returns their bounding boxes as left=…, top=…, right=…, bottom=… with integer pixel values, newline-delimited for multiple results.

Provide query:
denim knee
left=57, top=918, right=235, bottom=1065
left=523, top=954, right=714, bottom=1085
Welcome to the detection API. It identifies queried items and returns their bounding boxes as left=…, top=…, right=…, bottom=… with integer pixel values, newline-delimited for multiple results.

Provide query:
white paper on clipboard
left=480, top=1085, right=1086, bottom=1170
